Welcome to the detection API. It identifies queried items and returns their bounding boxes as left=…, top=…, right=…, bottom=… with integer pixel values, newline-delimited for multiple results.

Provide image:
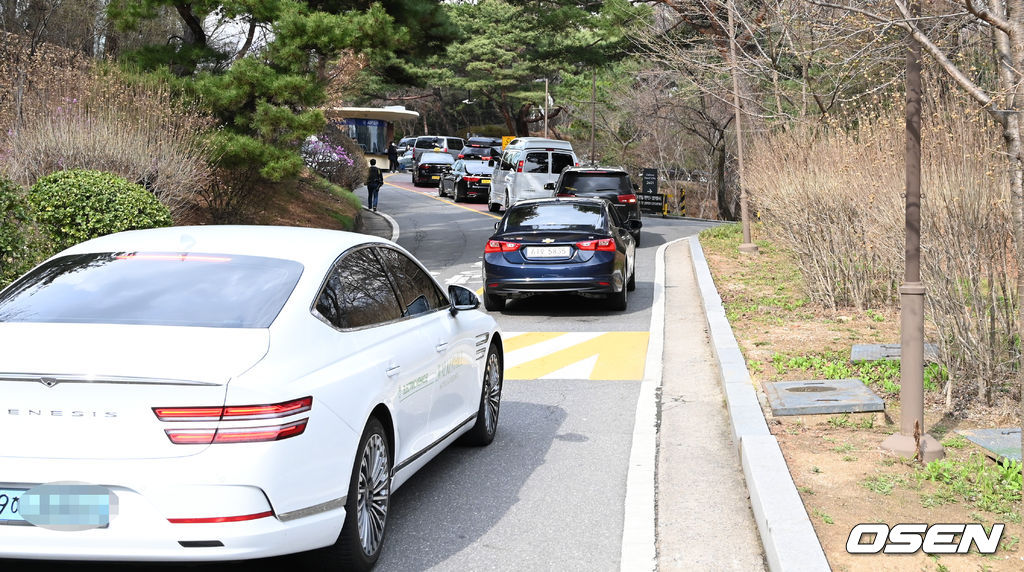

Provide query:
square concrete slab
left=763, top=379, right=885, bottom=416
left=958, top=428, right=1022, bottom=463
left=850, top=343, right=939, bottom=363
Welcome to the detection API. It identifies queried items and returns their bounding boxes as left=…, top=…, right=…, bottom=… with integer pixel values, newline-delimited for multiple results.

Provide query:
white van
left=487, top=138, right=578, bottom=212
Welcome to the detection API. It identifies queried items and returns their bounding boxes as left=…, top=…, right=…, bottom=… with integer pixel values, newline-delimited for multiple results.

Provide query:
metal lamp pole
left=881, top=0, right=943, bottom=463
left=544, top=78, right=549, bottom=138
left=728, top=0, right=757, bottom=255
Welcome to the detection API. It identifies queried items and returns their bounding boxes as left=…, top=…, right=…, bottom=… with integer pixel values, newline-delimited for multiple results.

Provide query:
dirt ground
left=700, top=226, right=1024, bottom=572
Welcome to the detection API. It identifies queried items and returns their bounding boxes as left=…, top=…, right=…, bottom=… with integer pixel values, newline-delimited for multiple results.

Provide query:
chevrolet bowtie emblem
left=38, top=377, right=59, bottom=388
left=542, top=238, right=555, bottom=243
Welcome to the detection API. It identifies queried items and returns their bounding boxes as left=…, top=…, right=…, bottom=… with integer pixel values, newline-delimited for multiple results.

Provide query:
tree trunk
left=715, top=140, right=736, bottom=220
left=1000, top=0, right=1024, bottom=500
left=2, top=0, right=19, bottom=32
left=514, top=103, right=532, bottom=136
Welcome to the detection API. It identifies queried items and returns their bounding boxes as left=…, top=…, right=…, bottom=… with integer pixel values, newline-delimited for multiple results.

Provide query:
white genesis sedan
left=0, top=226, right=504, bottom=570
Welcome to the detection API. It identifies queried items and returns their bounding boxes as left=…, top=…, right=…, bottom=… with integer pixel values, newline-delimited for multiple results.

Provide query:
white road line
left=379, top=211, right=400, bottom=242
left=503, top=332, right=605, bottom=369
left=620, top=236, right=685, bottom=571
left=538, top=354, right=600, bottom=380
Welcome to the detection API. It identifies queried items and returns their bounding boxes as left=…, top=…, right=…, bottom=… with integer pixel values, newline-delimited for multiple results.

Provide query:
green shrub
left=0, top=177, right=38, bottom=286
left=28, top=170, right=172, bottom=251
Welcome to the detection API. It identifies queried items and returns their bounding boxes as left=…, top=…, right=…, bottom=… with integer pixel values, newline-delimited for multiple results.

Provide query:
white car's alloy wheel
left=483, top=350, right=502, bottom=437
left=462, top=343, right=503, bottom=445
left=357, top=433, right=390, bottom=557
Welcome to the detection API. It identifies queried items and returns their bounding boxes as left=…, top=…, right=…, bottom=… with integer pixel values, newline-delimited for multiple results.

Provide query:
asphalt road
left=371, top=172, right=718, bottom=570
left=5, top=173, right=719, bottom=571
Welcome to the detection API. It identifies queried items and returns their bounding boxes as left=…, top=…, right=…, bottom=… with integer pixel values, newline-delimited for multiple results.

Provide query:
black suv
left=546, top=166, right=642, bottom=243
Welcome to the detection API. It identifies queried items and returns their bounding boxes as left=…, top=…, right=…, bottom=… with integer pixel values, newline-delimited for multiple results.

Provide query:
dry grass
left=700, top=226, right=1024, bottom=571
left=746, top=89, right=1018, bottom=408
left=0, top=33, right=214, bottom=221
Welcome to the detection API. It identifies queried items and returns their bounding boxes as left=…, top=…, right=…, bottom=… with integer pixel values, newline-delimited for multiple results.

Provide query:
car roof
left=563, top=165, right=628, bottom=174
left=420, top=152, right=454, bottom=162
left=61, top=225, right=389, bottom=271
left=512, top=197, right=607, bottom=207
left=506, top=137, right=574, bottom=149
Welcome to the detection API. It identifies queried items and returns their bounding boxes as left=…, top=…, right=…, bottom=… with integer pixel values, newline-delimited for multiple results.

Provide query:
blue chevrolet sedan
left=482, top=197, right=640, bottom=311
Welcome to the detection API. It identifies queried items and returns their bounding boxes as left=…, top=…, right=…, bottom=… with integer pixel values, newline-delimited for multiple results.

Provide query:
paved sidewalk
left=657, top=242, right=767, bottom=570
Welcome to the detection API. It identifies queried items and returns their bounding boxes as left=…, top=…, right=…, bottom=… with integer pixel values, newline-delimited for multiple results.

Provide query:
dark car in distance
left=458, top=146, right=496, bottom=161
left=545, top=166, right=642, bottom=244
left=482, top=197, right=639, bottom=312
left=412, top=151, right=455, bottom=187
left=439, top=160, right=494, bottom=202
left=460, top=136, right=502, bottom=161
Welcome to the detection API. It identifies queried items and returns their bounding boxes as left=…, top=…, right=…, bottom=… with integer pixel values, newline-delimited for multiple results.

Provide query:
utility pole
left=544, top=78, right=549, bottom=138
left=881, top=0, right=943, bottom=463
left=728, top=0, right=757, bottom=255
left=590, top=69, right=597, bottom=164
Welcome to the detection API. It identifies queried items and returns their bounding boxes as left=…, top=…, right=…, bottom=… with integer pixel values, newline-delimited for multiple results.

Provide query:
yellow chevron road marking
left=503, top=331, right=566, bottom=353
left=503, top=331, right=649, bottom=381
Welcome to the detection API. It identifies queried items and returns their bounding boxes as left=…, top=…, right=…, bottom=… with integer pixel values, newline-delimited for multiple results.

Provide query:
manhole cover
left=764, top=378, right=885, bottom=415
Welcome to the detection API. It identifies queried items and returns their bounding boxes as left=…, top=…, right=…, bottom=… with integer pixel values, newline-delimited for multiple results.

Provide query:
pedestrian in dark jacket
left=387, top=143, right=399, bottom=172
left=366, top=159, right=384, bottom=211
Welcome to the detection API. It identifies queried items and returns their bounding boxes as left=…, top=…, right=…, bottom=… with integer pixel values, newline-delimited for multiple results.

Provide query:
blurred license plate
left=0, top=488, right=26, bottom=525
left=482, top=179, right=490, bottom=184
left=527, top=246, right=570, bottom=258
left=431, top=175, right=440, bottom=180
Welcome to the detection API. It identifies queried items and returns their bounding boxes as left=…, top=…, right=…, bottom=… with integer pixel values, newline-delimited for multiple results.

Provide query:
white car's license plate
left=526, top=246, right=570, bottom=258
left=0, top=488, right=26, bottom=524
left=482, top=179, right=491, bottom=184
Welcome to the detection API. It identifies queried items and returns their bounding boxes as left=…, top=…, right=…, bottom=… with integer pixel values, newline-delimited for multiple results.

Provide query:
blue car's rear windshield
left=501, top=202, right=606, bottom=232
left=0, top=252, right=303, bottom=328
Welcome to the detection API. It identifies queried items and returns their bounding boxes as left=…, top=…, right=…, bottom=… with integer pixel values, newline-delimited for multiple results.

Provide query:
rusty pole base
left=738, top=242, right=759, bottom=255
left=880, top=432, right=945, bottom=463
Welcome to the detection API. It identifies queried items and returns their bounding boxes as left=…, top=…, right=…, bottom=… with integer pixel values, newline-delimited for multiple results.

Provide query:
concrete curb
left=650, top=214, right=722, bottom=224
left=688, top=236, right=831, bottom=572
left=620, top=236, right=684, bottom=571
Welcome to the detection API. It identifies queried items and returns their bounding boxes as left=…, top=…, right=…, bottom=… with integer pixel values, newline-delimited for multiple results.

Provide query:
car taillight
left=516, top=160, right=524, bottom=173
left=617, top=194, right=638, bottom=204
left=168, top=511, right=274, bottom=524
left=556, top=193, right=573, bottom=197
left=165, top=419, right=308, bottom=444
left=576, top=239, right=616, bottom=252
left=464, top=176, right=480, bottom=182
left=485, top=240, right=521, bottom=253
left=458, top=154, right=465, bottom=159
left=483, top=156, right=492, bottom=160
left=154, top=397, right=312, bottom=421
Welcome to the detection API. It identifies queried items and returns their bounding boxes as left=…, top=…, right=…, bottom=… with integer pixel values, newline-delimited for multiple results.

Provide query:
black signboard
left=637, top=192, right=664, bottom=213
left=641, top=168, right=658, bottom=195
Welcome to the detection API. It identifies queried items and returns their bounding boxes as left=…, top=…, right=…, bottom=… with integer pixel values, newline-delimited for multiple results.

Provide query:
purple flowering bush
left=303, top=125, right=367, bottom=191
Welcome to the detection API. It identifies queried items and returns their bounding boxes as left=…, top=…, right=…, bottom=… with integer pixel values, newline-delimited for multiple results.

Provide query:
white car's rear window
left=0, top=252, right=303, bottom=328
